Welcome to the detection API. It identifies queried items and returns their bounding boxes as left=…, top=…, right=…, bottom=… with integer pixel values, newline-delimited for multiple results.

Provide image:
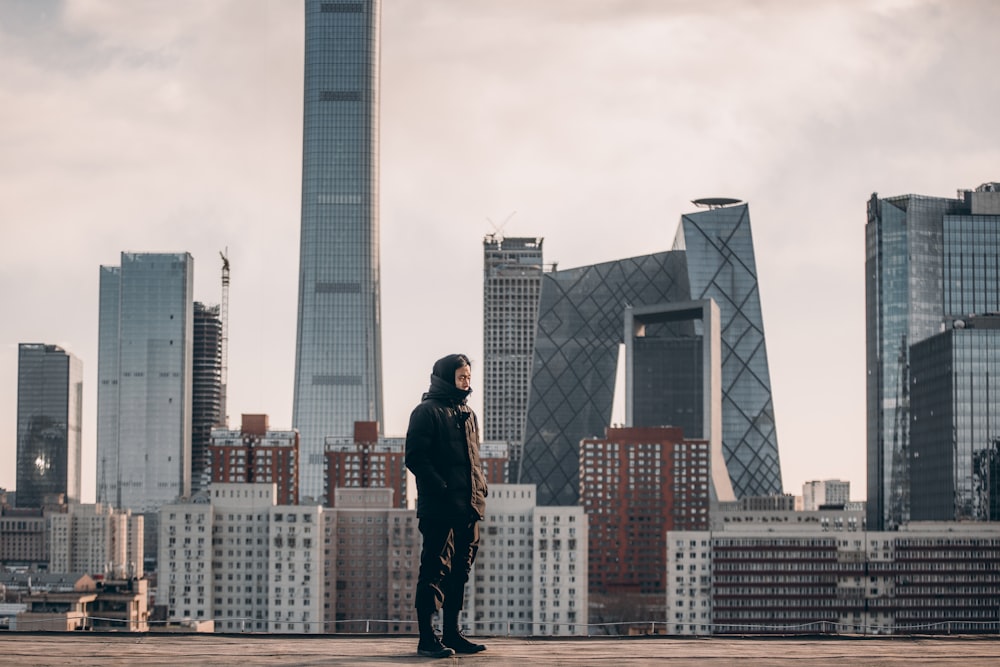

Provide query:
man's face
left=454, top=365, right=472, bottom=391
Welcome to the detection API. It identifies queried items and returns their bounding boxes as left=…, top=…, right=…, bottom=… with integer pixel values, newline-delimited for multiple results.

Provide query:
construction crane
left=219, top=249, right=230, bottom=428
left=485, top=211, right=517, bottom=244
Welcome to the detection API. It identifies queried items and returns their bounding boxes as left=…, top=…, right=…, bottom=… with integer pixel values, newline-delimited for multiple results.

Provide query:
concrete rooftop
left=2, top=634, right=1000, bottom=666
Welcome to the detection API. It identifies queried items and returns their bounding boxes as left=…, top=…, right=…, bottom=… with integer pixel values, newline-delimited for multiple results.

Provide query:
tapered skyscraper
left=293, top=0, right=383, bottom=501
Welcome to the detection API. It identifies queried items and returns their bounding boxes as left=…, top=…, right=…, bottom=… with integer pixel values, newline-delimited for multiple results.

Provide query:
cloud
left=3, top=0, right=1000, bottom=502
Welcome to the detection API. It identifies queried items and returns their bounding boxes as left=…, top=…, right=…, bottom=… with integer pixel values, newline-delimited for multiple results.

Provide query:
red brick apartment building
left=580, top=426, right=710, bottom=595
left=208, top=414, right=299, bottom=505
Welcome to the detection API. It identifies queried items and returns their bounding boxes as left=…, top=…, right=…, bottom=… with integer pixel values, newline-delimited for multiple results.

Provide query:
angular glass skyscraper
left=96, top=253, right=194, bottom=515
left=293, top=0, right=383, bottom=502
left=677, top=204, right=782, bottom=499
left=16, top=344, right=82, bottom=507
left=521, top=201, right=782, bottom=506
left=867, top=183, right=1000, bottom=529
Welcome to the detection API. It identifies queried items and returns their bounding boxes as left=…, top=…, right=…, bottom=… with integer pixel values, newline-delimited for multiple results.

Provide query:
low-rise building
left=49, top=503, right=143, bottom=578
left=323, top=487, right=419, bottom=633
left=159, top=483, right=324, bottom=633
left=0, top=506, right=50, bottom=570
left=668, top=516, right=1000, bottom=635
left=89, top=577, right=149, bottom=631
left=471, top=484, right=588, bottom=637
left=802, top=480, right=851, bottom=511
left=7, top=573, right=95, bottom=631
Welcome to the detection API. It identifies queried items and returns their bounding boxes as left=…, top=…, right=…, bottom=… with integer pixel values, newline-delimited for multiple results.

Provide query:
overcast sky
left=2, top=0, right=998, bottom=504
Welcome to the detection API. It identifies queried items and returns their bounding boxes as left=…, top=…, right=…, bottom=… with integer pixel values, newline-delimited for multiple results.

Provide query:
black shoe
left=442, top=632, right=486, bottom=654
left=417, top=636, right=455, bottom=659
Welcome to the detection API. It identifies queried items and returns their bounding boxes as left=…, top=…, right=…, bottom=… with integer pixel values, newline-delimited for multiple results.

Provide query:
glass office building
left=677, top=204, right=782, bottom=498
left=910, top=317, right=1000, bottom=522
left=16, top=344, right=82, bottom=507
left=96, top=252, right=193, bottom=541
left=865, top=183, right=1000, bottom=529
left=521, top=251, right=688, bottom=506
left=293, top=0, right=383, bottom=502
left=521, top=201, right=782, bottom=506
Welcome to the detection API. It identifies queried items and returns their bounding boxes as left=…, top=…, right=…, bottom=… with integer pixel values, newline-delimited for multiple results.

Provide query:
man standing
left=405, top=354, right=488, bottom=658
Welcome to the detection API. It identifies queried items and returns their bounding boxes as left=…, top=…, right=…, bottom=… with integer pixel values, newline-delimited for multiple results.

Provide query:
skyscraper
left=15, top=344, right=82, bottom=507
left=293, top=0, right=383, bottom=502
left=192, top=302, right=224, bottom=495
left=910, top=316, right=1000, bottom=521
left=482, top=235, right=543, bottom=475
left=96, top=252, right=193, bottom=556
left=678, top=203, right=782, bottom=498
left=521, top=201, right=782, bottom=506
left=866, top=183, right=1000, bottom=529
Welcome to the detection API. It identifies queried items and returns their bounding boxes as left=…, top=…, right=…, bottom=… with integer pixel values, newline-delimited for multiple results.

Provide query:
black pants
left=415, top=517, right=480, bottom=614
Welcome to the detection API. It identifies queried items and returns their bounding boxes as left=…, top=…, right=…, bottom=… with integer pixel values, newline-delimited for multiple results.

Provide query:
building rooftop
left=2, top=634, right=999, bottom=666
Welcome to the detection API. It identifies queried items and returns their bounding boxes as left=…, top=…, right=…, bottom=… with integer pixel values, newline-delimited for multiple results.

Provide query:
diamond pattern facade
left=521, top=204, right=782, bottom=506
left=679, top=205, right=782, bottom=498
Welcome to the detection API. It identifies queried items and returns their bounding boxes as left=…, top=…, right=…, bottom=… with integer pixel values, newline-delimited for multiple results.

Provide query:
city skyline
left=3, top=1, right=1000, bottom=504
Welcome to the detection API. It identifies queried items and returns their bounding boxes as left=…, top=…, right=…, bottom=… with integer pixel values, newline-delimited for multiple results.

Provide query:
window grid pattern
left=523, top=203, right=782, bottom=506
left=522, top=251, right=689, bottom=506
left=293, top=0, right=383, bottom=502
left=483, top=236, right=544, bottom=456
left=679, top=204, right=782, bottom=498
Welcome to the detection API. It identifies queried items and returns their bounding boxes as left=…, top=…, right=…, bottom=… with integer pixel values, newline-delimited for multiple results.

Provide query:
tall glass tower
left=293, top=0, right=383, bottom=502
left=16, top=344, right=83, bottom=507
left=96, top=252, right=193, bottom=557
left=867, top=183, right=1000, bottom=529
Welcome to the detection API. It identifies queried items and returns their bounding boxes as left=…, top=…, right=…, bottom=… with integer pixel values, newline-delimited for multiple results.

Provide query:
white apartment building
left=49, top=503, right=143, bottom=578
left=159, top=497, right=214, bottom=625
left=158, top=483, right=323, bottom=633
left=268, top=502, right=323, bottom=633
left=802, top=479, right=851, bottom=511
left=472, top=484, right=536, bottom=635
left=471, top=484, right=588, bottom=637
left=533, top=505, right=588, bottom=636
left=668, top=505, right=866, bottom=635
left=668, top=512, right=1000, bottom=636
